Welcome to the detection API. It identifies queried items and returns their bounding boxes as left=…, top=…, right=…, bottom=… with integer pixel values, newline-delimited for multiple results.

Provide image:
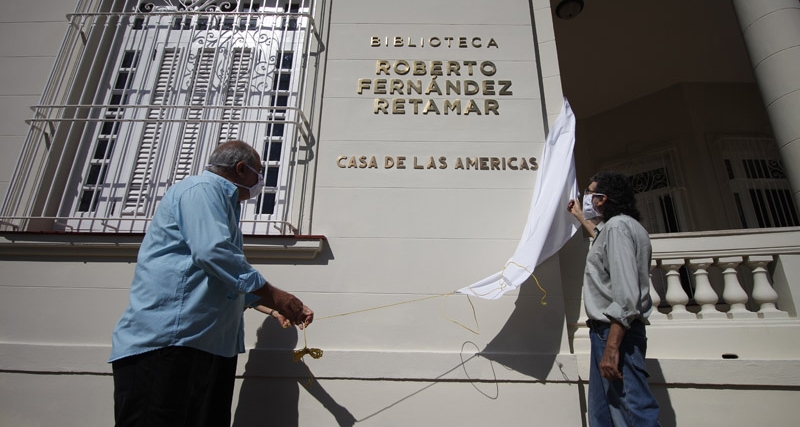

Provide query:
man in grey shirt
left=571, top=171, right=661, bottom=427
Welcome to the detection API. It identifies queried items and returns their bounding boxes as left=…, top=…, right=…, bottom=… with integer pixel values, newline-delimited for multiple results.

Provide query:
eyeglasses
left=583, top=188, right=606, bottom=198
left=245, top=162, right=266, bottom=177
left=248, top=161, right=267, bottom=175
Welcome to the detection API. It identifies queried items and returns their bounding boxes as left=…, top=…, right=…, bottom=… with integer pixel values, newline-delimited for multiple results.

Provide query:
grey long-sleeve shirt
left=583, top=214, right=653, bottom=328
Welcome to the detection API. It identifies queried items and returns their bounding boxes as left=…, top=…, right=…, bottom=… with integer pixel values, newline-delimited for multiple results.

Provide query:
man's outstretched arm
left=251, top=283, right=314, bottom=329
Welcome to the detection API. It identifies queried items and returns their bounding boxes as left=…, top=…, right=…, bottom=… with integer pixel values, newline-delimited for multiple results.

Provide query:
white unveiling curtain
left=457, top=97, right=579, bottom=299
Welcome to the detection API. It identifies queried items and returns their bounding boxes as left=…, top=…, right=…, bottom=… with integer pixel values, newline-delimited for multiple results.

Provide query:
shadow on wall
left=232, top=318, right=356, bottom=427
left=479, top=259, right=566, bottom=380
left=647, top=360, right=677, bottom=427
left=351, top=344, right=501, bottom=424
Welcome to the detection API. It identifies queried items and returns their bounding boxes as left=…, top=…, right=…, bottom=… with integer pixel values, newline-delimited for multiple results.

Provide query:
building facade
left=1, top=0, right=799, bottom=425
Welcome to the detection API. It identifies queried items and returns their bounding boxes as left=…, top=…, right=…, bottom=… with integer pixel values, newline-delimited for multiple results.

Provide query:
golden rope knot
left=292, top=346, right=323, bottom=363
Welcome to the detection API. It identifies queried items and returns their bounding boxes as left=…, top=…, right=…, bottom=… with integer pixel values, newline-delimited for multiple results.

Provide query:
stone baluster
left=689, top=258, right=726, bottom=319
left=748, top=255, right=789, bottom=318
left=661, top=258, right=694, bottom=319
left=573, top=284, right=591, bottom=354
left=648, top=260, right=667, bottom=320
left=717, top=256, right=757, bottom=319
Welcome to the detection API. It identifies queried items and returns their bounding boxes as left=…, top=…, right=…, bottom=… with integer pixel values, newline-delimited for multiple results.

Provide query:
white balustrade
left=661, top=258, right=695, bottom=319
left=647, top=252, right=792, bottom=321
left=748, top=255, right=789, bottom=318
left=718, top=256, right=758, bottom=319
left=648, top=260, right=667, bottom=320
left=573, top=229, right=797, bottom=356
left=689, top=258, right=727, bottom=319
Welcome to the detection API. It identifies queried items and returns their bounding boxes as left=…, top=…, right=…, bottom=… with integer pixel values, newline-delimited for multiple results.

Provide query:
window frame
left=0, top=0, right=324, bottom=236
left=600, top=146, right=692, bottom=234
left=714, top=136, right=799, bottom=229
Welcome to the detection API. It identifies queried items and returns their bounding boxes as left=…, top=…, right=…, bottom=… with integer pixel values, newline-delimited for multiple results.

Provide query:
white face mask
left=236, top=164, right=265, bottom=199
left=582, top=193, right=604, bottom=220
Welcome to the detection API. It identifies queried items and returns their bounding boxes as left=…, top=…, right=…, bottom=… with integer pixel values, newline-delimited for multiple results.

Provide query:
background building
left=1, top=0, right=799, bottom=425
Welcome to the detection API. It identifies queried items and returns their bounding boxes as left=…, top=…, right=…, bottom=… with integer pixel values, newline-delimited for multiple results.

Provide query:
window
left=1, top=0, right=321, bottom=235
left=716, top=137, right=799, bottom=229
left=629, top=167, right=683, bottom=234
left=601, top=148, right=691, bottom=234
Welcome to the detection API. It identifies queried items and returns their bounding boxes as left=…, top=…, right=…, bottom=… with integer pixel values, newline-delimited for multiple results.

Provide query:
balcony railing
left=648, top=227, right=800, bottom=321
left=571, top=227, right=800, bottom=355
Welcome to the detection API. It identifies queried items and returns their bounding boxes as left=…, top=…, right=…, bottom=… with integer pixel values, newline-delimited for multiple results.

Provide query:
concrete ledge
left=572, top=352, right=800, bottom=387
left=3, top=343, right=799, bottom=387
left=239, top=348, right=579, bottom=383
left=0, top=343, right=113, bottom=374
left=0, top=343, right=576, bottom=382
left=0, top=233, right=327, bottom=261
left=648, top=358, right=800, bottom=387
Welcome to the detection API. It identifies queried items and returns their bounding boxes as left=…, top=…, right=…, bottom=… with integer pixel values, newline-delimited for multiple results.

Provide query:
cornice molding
left=0, top=232, right=326, bottom=261
left=651, top=227, right=800, bottom=259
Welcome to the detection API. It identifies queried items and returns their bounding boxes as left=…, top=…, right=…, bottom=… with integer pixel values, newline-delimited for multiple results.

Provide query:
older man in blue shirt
left=110, top=140, right=313, bottom=427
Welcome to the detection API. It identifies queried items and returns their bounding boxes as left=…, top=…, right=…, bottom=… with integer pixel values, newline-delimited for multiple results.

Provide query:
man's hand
left=600, top=321, right=625, bottom=380
left=600, top=346, right=622, bottom=380
left=253, top=305, right=293, bottom=328
left=567, top=198, right=582, bottom=219
left=295, top=304, right=314, bottom=330
left=270, top=305, right=314, bottom=329
left=253, top=283, right=314, bottom=329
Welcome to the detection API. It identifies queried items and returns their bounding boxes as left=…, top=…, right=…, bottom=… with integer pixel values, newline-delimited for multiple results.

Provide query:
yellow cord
left=291, top=272, right=547, bottom=386
left=315, top=293, right=444, bottom=321
left=292, top=328, right=324, bottom=387
left=460, top=261, right=548, bottom=305
left=504, top=262, right=548, bottom=306
left=440, top=292, right=481, bottom=334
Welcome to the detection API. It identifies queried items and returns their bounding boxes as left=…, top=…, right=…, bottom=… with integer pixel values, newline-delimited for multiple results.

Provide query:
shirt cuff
left=243, top=292, right=261, bottom=308
left=603, top=302, right=640, bottom=329
left=236, top=269, right=267, bottom=293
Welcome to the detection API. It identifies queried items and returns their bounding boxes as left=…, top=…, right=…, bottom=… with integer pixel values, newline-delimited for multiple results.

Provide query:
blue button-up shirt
left=110, top=171, right=265, bottom=361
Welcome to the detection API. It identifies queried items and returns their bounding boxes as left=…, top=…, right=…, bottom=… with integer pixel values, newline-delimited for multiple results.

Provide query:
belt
left=586, top=319, right=645, bottom=330
left=585, top=319, right=608, bottom=330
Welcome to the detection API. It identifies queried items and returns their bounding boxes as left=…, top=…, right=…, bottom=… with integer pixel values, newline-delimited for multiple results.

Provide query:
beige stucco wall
left=2, top=1, right=800, bottom=426
left=0, top=2, right=75, bottom=202
left=0, top=0, right=583, bottom=425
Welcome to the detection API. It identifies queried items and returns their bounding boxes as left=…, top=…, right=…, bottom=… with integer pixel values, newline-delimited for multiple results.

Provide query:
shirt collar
left=202, top=170, right=240, bottom=203
left=594, top=220, right=606, bottom=237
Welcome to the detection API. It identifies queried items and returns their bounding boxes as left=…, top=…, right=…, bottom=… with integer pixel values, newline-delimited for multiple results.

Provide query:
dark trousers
left=113, top=346, right=238, bottom=427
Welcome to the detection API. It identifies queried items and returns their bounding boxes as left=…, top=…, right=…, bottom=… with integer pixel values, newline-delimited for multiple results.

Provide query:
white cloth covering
left=457, top=97, right=579, bottom=299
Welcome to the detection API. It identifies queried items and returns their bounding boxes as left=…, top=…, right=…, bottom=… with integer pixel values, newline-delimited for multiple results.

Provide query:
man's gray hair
left=207, top=140, right=258, bottom=173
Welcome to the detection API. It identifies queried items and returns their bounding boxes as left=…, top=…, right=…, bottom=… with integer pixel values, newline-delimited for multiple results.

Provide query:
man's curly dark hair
left=591, top=171, right=641, bottom=221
